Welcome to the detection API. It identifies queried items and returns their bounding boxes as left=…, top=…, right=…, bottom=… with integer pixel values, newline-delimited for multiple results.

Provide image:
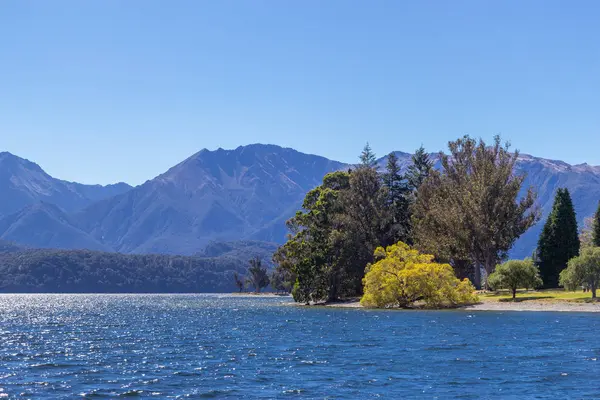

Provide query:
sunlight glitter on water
left=1, top=294, right=600, bottom=399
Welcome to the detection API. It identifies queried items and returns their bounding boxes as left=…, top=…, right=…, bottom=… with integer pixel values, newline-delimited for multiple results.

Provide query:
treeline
left=0, top=247, right=257, bottom=293
left=274, top=135, right=541, bottom=304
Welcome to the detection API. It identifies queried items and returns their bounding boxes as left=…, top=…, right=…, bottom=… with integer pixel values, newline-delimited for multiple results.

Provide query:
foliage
left=0, top=248, right=254, bottom=293
left=233, top=271, right=245, bottom=292
left=486, top=259, right=543, bottom=299
left=270, top=266, right=294, bottom=293
left=594, top=202, right=600, bottom=247
left=412, top=135, right=539, bottom=288
left=246, top=257, right=270, bottom=293
left=559, top=247, right=600, bottom=299
left=359, top=142, right=377, bottom=168
left=406, top=145, right=433, bottom=193
left=537, top=188, right=580, bottom=288
left=360, top=242, right=478, bottom=308
left=382, top=152, right=411, bottom=245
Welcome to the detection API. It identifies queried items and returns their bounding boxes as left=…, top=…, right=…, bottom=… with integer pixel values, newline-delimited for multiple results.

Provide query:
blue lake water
left=1, top=294, right=599, bottom=399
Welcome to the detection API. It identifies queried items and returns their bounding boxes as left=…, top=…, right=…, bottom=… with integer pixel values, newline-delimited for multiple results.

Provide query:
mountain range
left=1, top=145, right=599, bottom=259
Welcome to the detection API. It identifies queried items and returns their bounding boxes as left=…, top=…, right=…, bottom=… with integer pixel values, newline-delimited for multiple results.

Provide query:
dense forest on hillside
left=0, top=241, right=275, bottom=293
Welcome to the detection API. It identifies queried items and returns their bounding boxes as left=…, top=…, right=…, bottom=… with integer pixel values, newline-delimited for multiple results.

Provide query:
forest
left=273, top=135, right=600, bottom=306
left=0, top=242, right=273, bottom=293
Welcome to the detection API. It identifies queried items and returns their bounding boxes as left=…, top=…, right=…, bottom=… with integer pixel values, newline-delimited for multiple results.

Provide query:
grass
left=480, top=289, right=598, bottom=303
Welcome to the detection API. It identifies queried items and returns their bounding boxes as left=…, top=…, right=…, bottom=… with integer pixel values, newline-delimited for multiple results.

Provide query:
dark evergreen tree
left=382, top=152, right=411, bottom=245
left=537, top=188, right=580, bottom=288
left=406, top=145, right=433, bottom=192
left=359, top=142, right=377, bottom=168
left=593, top=201, right=600, bottom=247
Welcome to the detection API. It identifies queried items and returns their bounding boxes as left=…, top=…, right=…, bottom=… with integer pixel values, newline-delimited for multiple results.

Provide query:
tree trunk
left=592, top=283, right=597, bottom=299
left=473, top=265, right=482, bottom=290
left=512, top=288, right=517, bottom=300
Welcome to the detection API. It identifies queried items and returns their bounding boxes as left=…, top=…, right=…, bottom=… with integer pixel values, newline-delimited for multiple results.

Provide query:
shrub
left=486, top=259, right=543, bottom=299
left=560, top=247, right=600, bottom=299
left=360, top=242, right=478, bottom=308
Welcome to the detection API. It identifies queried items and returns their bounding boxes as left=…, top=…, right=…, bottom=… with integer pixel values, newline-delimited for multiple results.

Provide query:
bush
left=560, top=247, right=600, bottom=299
left=360, top=242, right=478, bottom=308
left=487, top=259, right=543, bottom=299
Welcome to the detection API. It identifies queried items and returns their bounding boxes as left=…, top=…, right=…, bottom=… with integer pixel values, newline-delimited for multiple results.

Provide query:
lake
left=0, top=294, right=599, bottom=399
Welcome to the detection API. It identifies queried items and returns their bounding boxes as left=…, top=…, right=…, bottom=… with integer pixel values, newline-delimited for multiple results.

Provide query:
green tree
left=537, top=188, right=580, bottom=288
left=487, top=259, right=543, bottom=299
left=359, top=142, right=377, bottom=168
left=382, top=152, right=411, bottom=245
left=360, top=242, right=478, bottom=308
left=412, top=135, right=539, bottom=289
left=233, top=271, right=245, bottom=292
left=274, top=171, right=350, bottom=303
left=246, top=257, right=270, bottom=293
left=406, top=145, right=433, bottom=192
left=560, top=247, right=600, bottom=299
left=593, top=201, right=600, bottom=247
left=335, top=166, right=392, bottom=295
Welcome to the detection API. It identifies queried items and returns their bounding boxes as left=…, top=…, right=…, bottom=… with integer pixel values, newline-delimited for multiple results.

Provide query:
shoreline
left=304, top=299, right=600, bottom=313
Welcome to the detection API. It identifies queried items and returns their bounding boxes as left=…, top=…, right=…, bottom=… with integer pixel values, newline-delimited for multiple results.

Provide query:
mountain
left=0, top=202, right=109, bottom=251
left=0, top=152, right=132, bottom=217
left=2, top=144, right=600, bottom=260
left=73, top=144, right=345, bottom=254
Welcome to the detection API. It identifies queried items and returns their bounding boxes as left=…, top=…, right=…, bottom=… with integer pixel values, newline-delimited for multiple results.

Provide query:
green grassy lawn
left=479, top=289, right=598, bottom=303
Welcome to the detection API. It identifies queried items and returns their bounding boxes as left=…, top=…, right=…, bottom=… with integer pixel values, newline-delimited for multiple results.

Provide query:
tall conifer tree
left=537, top=188, right=580, bottom=288
left=593, top=201, right=600, bottom=247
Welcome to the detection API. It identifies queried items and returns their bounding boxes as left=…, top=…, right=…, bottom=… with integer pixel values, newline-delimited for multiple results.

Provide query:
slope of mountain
left=0, top=152, right=132, bottom=217
left=73, top=144, right=345, bottom=254
left=2, top=145, right=600, bottom=260
left=0, top=202, right=109, bottom=251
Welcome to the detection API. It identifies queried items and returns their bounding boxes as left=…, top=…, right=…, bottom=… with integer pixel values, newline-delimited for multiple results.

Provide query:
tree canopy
left=560, top=247, right=600, bottom=299
left=412, top=135, right=539, bottom=288
left=361, top=242, right=477, bottom=308
left=487, top=259, right=543, bottom=299
left=537, top=188, right=580, bottom=288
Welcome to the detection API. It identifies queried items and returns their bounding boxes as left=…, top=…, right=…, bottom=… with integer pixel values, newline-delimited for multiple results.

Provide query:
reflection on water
left=0, top=294, right=599, bottom=399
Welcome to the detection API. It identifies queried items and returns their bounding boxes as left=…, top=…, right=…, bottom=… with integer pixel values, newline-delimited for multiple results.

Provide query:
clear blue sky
left=1, top=1, right=599, bottom=185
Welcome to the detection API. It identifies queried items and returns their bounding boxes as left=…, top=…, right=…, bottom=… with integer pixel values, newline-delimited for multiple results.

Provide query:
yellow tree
left=361, top=242, right=478, bottom=308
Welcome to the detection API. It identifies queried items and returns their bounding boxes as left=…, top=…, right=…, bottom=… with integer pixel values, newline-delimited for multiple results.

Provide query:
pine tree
left=382, top=152, right=411, bottom=245
left=537, top=188, right=580, bottom=288
left=359, top=143, right=377, bottom=168
left=406, top=145, right=433, bottom=192
left=593, top=201, right=600, bottom=247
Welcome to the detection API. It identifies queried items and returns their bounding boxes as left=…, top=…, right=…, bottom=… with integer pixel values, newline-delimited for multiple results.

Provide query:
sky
left=1, top=1, right=599, bottom=185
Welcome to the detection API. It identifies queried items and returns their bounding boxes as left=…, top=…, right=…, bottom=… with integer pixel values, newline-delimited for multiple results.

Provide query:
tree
left=537, top=188, right=580, bottom=288
left=486, top=259, right=543, bottom=299
left=246, top=257, right=270, bottom=293
left=382, top=152, right=411, bottom=245
left=560, top=247, right=600, bottom=299
left=412, top=135, right=539, bottom=288
left=359, top=142, right=377, bottom=168
left=594, top=201, right=600, bottom=247
left=274, top=171, right=350, bottom=303
left=270, top=266, right=294, bottom=294
left=233, top=271, right=245, bottom=292
left=361, top=242, right=478, bottom=308
left=406, top=145, right=433, bottom=192
left=335, top=166, right=392, bottom=295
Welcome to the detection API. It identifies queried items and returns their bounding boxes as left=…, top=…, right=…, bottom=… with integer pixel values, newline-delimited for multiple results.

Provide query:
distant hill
left=0, top=247, right=265, bottom=293
left=1, top=144, right=600, bottom=260
left=0, top=152, right=131, bottom=217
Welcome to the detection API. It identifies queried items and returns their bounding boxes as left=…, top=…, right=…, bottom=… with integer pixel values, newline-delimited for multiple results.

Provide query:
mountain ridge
left=1, top=144, right=600, bottom=258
